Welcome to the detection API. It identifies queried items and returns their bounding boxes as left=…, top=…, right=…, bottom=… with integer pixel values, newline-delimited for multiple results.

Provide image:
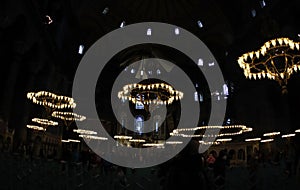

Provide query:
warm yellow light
left=165, top=141, right=183, bottom=145
left=295, top=129, right=300, bottom=133
left=68, top=139, right=80, bottom=143
left=282, top=134, right=296, bottom=138
left=118, top=83, right=183, bottom=105
left=26, top=125, right=46, bottom=131
left=52, top=111, right=86, bottom=121
left=143, top=143, right=164, bottom=147
left=261, top=139, right=274, bottom=143
left=73, top=129, right=97, bottom=135
left=216, top=138, right=232, bottom=142
left=32, top=118, right=58, bottom=126
left=263, top=132, right=280, bottom=137
left=79, top=135, right=108, bottom=140
left=199, top=141, right=220, bottom=145
left=238, top=37, right=300, bottom=94
left=27, top=91, right=76, bottom=109
left=114, top=135, right=132, bottom=140
left=170, top=125, right=251, bottom=138
left=129, top=139, right=146, bottom=143
left=245, top=138, right=261, bottom=142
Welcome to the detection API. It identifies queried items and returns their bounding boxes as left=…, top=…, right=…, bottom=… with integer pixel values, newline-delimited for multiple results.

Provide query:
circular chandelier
left=237, top=37, right=300, bottom=94
left=170, top=125, right=252, bottom=138
left=32, top=118, right=58, bottom=126
left=79, top=134, right=108, bottom=140
left=51, top=111, right=86, bottom=121
left=118, top=83, right=183, bottom=105
left=26, top=124, right=46, bottom=131
left=73, top=129, right=97, bottom=135
left=27, top=91, right=76, bottom=109
left=199, top=141, right=220, bottom=145
left=114, top=135, right=133, bottom=140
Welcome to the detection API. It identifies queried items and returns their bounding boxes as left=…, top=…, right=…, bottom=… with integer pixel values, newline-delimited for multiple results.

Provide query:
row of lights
left=27, top=91, right=76, bottom=109
left=79, top=135, right=108, bottom=140
left=52, top=111, right=86, bottom=121
left=73, top=129, right=97, bottom=135
left=26, top=125, right=46, bottom=131
left=245, top=129, right=300, bottom=143
left=170, top=125, right=252, bottom=138
left=62, top=139, right=81, bottom=143
left=118, top=83, right=184, bottom=105
left=32, top=118, right=58, bottom=126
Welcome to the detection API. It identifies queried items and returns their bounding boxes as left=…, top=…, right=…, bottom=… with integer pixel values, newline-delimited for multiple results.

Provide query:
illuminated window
left=120, top=21, right=125, bottom=28
left=198, top=58, right=203, bottom=66
left=199, top=93, right=203, bottom=102
left=78, top=45, right=84, bottom=54
left=135, top=116, right=144, bottom=135
left=155, top=121, right=159, bottom=132
left=135, top=101, right=144, bottom=109
left=223, top=84, right=229, bottom=96
left=197, top=20, right=203, bottom=28
left=147, top=28, right=152, bottom=36
left=194, top=92, right=199, bottom=102
left=102, top=7, right=109, bottom=14
left=174, top=28, right=180, bottom=35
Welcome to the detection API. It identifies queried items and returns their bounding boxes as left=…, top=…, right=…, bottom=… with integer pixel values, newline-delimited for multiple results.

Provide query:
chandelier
left=51, top=111, right=86, bottom=121
left=170, top=125, right=252, bottom=138
left=237, top=37, right=300, bottom=94
left=27, top=91, right=76, bottom=115
left=117, top=83, right=184, bottom=105
left=32, top=118, right=58, bottom=126
left=27, top=118, right=58, bottom=132
left=26, top=124, right=46, bottom=131
left=51, top=111, right=86, bottom=129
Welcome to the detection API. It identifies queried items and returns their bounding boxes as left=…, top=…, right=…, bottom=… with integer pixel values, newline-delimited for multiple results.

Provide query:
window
left=135, top=116, right=144, bottom=135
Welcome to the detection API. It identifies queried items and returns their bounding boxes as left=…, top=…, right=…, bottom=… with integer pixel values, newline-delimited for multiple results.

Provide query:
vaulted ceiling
left=1, top=0, right=300, bottom=140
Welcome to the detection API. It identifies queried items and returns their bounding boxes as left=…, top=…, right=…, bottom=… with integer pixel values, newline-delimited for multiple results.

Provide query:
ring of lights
left=26, top=125, right=46, bottom=131
left=79, top=135, right=108, bottom=140
left=237, top=37, right=300, bottom=93
left=73, top=129, right=97, bottom=135
left=118, top=83, right=184, bottom=105
left=32, top=118, right=58, bottom=126
left=52, top=111, right=86, bottom=121
left=170, top=125, right=252, bottom=138
left=62, top=139, right=80, bottom=143
left=114, top=135, right=133, bottom=140
left=27, top=91, right=76, bottom=109
left=129, top=139, right=146, bottom=143
left=199, top=141, right=220, bottom=145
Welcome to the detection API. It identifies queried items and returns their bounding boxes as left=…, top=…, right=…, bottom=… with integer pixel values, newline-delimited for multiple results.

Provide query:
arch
left=238, top=149, right=245, bottom=160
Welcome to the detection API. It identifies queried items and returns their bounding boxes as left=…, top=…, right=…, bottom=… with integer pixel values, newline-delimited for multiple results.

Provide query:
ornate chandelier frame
left=118, top=83, right=183, bottom=105
left=238, top=37, right=300, bottom=94
left=51, top=111, right=86, bottom=130
left=170, top=125, right=252, bottom=138
left=27, top=91, right=76, bottom=114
